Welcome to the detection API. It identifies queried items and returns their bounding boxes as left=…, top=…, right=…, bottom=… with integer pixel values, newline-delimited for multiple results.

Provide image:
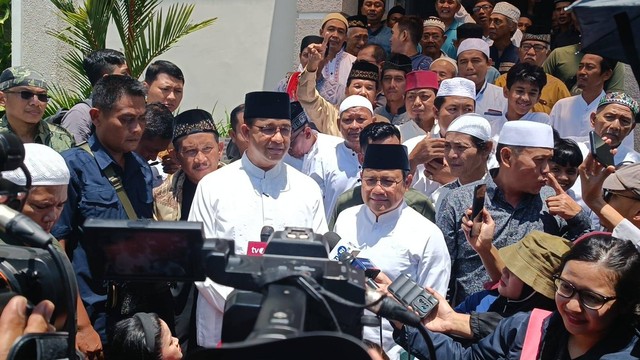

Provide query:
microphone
left=366, top=289, right=421, bottom=327
left=0, top=204, right=52, bottom=248
left=323, top=231, right=342, bottom=251
left=260, top=226, right=274, bottom=243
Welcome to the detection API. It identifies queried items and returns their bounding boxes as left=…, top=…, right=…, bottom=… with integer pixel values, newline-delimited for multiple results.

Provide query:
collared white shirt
left=334, top=202, right=450, bottom=359
left=485, top=108, right=552, bottom=138
left=403, top=134, right=443, bottom=201
left=284, top=132, right=343, bottom=173
left=306, top=141, right=362, bottom=219
left=189, top=154, right=328, bottom=347
left=476, top=80, right=508, bottom=119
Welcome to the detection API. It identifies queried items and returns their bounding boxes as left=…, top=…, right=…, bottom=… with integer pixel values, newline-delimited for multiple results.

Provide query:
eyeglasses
left=4, top=90, right=50, bottom=102
left=472, top=5, right=493, bottom=13
left=520, top=43, right=548, bottom=53
left=362, top=177, right=403, bottom=189
left=254, top=125, right=292, bottom=137
left=180, top=145, right=217, bottom=158
left=553, top=275, right=616, bottom=310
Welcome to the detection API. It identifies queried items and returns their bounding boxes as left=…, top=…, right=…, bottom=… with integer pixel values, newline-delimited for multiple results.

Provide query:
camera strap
left=78, top=142, right=138, bottom=220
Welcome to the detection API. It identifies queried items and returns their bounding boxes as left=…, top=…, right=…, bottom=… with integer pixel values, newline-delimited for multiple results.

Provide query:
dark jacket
left=393, top=311, right=640, bottom=359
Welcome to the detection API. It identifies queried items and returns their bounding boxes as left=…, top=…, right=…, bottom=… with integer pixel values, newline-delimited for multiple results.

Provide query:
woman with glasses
left=393, top=233, right=640, bottom=359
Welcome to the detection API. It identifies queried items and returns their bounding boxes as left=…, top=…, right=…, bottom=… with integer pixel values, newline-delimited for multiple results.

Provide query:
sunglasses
left=4, top=90, right=50, bottom=103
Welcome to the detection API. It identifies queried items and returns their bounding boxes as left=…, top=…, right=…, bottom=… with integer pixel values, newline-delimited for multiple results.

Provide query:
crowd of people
left=0, top=0, right=638, bottom=359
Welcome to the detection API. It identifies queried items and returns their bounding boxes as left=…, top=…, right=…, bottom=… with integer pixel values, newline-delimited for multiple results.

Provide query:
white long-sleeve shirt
left=188, top=154, right=328, bottom=346
left=334, top=202, right=451, bottom=359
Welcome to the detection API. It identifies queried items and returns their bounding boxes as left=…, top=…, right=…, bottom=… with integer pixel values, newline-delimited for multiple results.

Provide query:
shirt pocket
left=80, top=186, right=120, bottom=219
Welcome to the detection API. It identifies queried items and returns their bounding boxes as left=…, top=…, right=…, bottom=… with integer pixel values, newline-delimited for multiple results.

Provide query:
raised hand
left=409, top=138, right=446, bottom=174
left=545, top=172, right=582, bottom=220
left=306, top=35, right=329, bottom=72
left=461, top=207, right=495, bottom=254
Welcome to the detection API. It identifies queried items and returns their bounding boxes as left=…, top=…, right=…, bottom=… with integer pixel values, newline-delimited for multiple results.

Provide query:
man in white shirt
left=308, top=95, right=376, bottom=219
left=398, top=70, right=440, bottom=142
left=334, top=143, right=450, bottom=359
left=549, top=53, right=633, bottom=149
left=457, top=38, right=507, bottom=118
left=404, top=77, right=476, bottom=201
left=188, top=91, right=328, bottom=347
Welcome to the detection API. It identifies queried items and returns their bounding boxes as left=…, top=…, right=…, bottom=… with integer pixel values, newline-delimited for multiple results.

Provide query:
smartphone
left=470, top=184, right=486, bottom=238
left=589, top=130, right=615, bottom=167
left=388, top=274, right=438, bottom=319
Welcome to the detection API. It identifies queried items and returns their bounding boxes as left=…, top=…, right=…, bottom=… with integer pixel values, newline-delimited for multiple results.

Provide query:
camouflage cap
left=0, top=66, right=48, bottom=91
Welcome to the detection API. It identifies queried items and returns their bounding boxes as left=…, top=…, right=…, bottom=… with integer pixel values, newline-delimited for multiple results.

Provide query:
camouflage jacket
left=0, top=115, right=75, bottom=153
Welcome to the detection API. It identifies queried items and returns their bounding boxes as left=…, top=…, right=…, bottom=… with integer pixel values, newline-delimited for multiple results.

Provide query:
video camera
left=0, top=132, right=80, bottom=359
left=82, top=220, right=375, bottom=359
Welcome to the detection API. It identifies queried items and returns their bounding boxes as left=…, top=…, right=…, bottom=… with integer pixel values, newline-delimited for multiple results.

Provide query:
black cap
left=457, top=23, right=484, bottom=40
left=347, top=15, right=368, bottom=29
left=348, top=60, right=380, bottom=83
left=383, top=54, right=412, bottom=75
left=363, top=144, right=410, bottom=171
left=244, top=92, right=291, bottom=120
left=300, top=35, right=324, bottom=54
left=290, top=101, right=309, bottom=132
left=172, top=109, right=218, bottom=144
left=388, top=5, right=405, bottom=17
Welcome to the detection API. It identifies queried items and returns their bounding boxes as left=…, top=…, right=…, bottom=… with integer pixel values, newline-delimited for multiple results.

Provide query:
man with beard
left=398, top=70, right=440, bottom=141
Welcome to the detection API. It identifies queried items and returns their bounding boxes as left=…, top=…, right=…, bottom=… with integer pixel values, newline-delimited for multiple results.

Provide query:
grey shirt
left=61, top=99, right=92, bottom=144
left=436, top=169, right=592, bottom=305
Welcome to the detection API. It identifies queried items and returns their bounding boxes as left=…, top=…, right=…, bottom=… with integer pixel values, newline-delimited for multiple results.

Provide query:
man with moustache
left=437, top=121, right=591, bottom=305
left=189, top=91, right=327, bottom=347
left=421, top=17, right=448, bottom=61
left=362, top=0, right=392, bottom=55
left=398, top=70, right=440, bottom=141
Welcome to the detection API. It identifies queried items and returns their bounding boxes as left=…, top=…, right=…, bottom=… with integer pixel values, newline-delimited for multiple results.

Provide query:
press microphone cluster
left=365, top=289, right=421, bottom=327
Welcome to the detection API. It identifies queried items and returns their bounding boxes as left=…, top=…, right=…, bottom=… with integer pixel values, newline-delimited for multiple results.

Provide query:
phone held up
left=589, top=130, right=615, bottom=167
left=470, top=184, right=487, bottom=238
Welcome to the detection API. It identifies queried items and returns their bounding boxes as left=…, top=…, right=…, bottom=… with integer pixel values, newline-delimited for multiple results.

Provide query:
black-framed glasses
left=4, top=90, right=50, bottom=102
left=253, top=125, right=292, bottom=137
left=553, top=275, right=616, bottom=310
left=520, top=43, right=548, bottom=53
left=472, top=5, right=493, bottom=13
left=362, top=177, right=403, bottom=189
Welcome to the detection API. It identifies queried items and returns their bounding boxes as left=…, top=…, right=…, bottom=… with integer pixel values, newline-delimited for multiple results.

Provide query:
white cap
left=339, top=94, right=374, bottom=116
left=492, top=2, right=521, bottom=24
left=423, top=17, right=445, bottom=33
left=457, top=38, right=490, bottom=59
left=2, top=143, right=70, bottom=186
left=436, top=77, right=476, bottom=100
left=430, top=57, right=458, bottom=74
left=498, top=121, right=554, bottom=149
left=446, top=113, right=491, bottom=141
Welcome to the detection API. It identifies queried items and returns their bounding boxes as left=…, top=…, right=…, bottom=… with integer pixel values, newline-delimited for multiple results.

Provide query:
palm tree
left=46, top=0, right=216, bottom=114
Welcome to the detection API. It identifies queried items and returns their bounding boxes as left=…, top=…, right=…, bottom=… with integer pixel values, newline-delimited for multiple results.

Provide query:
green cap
left=0, top=66, right=48, bottom=91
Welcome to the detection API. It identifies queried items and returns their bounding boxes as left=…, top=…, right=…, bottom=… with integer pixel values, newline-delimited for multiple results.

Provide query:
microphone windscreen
left=323, top=231, right=342, bottom=251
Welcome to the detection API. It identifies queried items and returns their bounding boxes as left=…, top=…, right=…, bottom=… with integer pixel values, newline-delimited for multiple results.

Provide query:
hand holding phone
left=589, top=130, right=615, bottom=167
left=388, top=274, right=438, bottom=319
left=470, top=184, right=486, bottom=238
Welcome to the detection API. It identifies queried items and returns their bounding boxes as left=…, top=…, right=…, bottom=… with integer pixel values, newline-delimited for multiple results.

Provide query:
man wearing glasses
left=333, top=143, right=450, bottom=359
left=188, top=91, right=327, bottom=347
left=494, top=29, right=571, bottom=114
left=0, top=66, right=74, bottom=152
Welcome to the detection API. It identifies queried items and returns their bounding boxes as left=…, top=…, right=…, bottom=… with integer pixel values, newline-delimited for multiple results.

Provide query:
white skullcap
left=492, top=2, right=521, bottom=24
left=446, top=113, right=491, bottom=141
left=498, top=121, right=554, bottom=149
left=2, top=143, right=70, bottom=186
left=457, top=38, right=490, bottom=59
left=430, top=57, right=458, bottom=74
left=436, top=77, right=476, bottom=100
left=423, top=17, right=445, bottom=33
left=339, top=95, right=374, bottom=116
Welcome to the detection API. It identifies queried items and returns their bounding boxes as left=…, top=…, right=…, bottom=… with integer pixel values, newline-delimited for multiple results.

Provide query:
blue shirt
left=442, top=19, right=464, bottom=58
left=52, top=134, right=153, bottom=308
left=368, top=25, right=392, bottom=56
left=411, top=53, right=433, bottom=71
left=490, top=43, right=519, bottom=74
